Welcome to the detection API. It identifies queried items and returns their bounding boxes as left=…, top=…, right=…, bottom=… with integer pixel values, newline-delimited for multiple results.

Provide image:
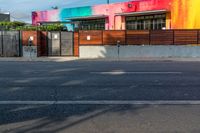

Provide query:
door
left=2, top=31, right=20, bottom=57
left=61, top=32, right=73, bottom=56
left=48, top=32, right=61, bottom=56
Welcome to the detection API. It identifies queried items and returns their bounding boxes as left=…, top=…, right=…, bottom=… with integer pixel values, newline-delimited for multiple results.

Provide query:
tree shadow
left=0, top=104, right=147, bottom=133
left=0, top=60, right=149, bottom=132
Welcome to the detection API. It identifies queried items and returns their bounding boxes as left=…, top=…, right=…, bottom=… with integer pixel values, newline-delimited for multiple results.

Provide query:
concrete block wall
left=79, top=45, right=200, bottom=58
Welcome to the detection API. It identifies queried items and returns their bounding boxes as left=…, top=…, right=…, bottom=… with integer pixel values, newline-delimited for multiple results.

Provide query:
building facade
left=0, top=12, right=10, bottom=22
left=32, top=0, right=200, bottom=31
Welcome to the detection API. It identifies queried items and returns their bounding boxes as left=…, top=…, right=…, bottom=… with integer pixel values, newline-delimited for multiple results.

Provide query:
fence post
left=173, top=30, right=175, bottom=45
left=149, top=30, right=151, bottom=45
left=102, top=30, right=103, bottom=45
left=125, top=30, right=127, bottom=45
left=197, top=30, right=199, bottom=44
left=117, top=40, right=120, bottom=61
left=0, top=31, right=2, bottom=56
left=1, top=31, right=4, bottom=57
left=59, top=31, right=61, bottom=56
left=19, top=30, right=22, bottom=57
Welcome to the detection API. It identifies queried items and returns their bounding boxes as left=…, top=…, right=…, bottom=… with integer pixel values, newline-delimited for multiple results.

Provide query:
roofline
left=37, top=21, right=79, bottom=24
left=65, top=15, right=108, bottom=20
left=115, top=10, right=169, bottom=16
left=32, top=0, right=137, bottom=13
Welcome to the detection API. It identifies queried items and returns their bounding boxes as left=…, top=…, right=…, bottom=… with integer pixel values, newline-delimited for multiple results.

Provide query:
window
left=74, top=18, right=105, bottom=31
left=126, top=14, right=166, bottom=30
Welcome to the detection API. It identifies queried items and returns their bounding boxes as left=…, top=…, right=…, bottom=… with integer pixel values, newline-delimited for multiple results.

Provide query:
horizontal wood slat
left=103, top=31, right=125, bottom=45
left=174, top=30, right=198, bottom=45
left=22, top=31, right=39, bottom=46
left=79, top=30, right=102, bottom=45
left=126, top=30, right=149, bottom=45
left=150, top=30, right=174, bottom=45
left=78, top=30, right=200, bottom=46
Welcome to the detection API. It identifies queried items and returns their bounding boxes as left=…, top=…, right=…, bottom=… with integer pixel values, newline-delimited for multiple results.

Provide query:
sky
left=0, top=0, right=128, bottom=23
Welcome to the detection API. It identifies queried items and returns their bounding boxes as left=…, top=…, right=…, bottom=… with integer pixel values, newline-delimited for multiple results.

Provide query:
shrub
left=0, top=22, right=67, bottom=31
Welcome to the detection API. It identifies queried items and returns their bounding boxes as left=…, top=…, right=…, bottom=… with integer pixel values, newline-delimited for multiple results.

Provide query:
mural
left=32, top=0, right=200, bottom=30
left=171, top=0, right=200, bottom=29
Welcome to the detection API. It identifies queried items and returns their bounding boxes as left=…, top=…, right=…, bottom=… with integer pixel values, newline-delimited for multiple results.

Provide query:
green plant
left=0, top=22, right=67, bottom=31
left=0, top=21, right=26, bottom=30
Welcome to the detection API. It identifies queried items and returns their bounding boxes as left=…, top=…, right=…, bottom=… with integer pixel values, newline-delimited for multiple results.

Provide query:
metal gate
left=48, top=32, right=61, bottom=56
left=61, top=32, right=73, bottom=56
left=1, top=31, right=20, bottom=57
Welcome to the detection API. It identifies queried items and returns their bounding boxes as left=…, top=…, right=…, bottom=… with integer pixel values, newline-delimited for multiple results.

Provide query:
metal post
left=107, top=0, right=109, bottom=4
left=117, top=40, right=120, bottom=61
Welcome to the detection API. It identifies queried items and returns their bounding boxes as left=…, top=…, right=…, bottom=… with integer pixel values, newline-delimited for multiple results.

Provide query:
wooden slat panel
left=38, top=31, right=48, bottom=56
left=150, top=30, right=174, bottom=45
left=74, top=32, right=79, bottom=57
left=79, top=30, right=102, bottom=45
left=126, top=30, right=149, bottom=45
left=103, top=30, right=125, bottom=45
left=22, top=31, right=38, bottom=46
left=174, top=30, right=198, bottom=45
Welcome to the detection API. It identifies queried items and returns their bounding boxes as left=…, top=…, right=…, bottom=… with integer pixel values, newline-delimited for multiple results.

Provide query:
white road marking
left=0, top=100, right=200, bottom=105
left=90, top=71, right=182, bottom=75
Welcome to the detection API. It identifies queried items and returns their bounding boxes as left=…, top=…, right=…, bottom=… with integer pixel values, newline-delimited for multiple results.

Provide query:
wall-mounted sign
left=54, top=34, right=58, bottom=39
left=87, top=35, right=91, bottom=41
left=29, top=36, right=34, bottom=41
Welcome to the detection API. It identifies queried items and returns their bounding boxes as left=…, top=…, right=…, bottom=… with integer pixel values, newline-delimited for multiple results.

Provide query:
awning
left=37, top=21, right=79, bottom=24
left=65, top=15, right=108, bottom=21
left=115, top=10, right=169, bottom=16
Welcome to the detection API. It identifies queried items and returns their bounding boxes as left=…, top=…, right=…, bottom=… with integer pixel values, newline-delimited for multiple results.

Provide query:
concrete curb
left=1, top=57, right=200, bottom=62
left=0, top=57, right=79, bottom=62
left=79, top=57, right=200, bottom=62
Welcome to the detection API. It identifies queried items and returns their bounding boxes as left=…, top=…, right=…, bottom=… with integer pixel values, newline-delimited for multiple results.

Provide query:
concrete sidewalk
left=0, top=57, right=79, bottom=62
left=1, top=57, right=200, bottom=62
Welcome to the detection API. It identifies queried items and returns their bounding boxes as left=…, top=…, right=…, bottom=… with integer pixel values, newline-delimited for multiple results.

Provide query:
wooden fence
left=79, top=30, right=200, bottom=45
left=1, top=30, right=200, bottom=57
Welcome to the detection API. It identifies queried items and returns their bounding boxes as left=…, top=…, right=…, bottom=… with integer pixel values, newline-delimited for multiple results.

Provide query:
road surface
left=0, top=60, right=200, bottom=133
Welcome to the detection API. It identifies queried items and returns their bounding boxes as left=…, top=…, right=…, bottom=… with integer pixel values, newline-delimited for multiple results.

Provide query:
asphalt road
left=0, top=60, right=200, bottom=133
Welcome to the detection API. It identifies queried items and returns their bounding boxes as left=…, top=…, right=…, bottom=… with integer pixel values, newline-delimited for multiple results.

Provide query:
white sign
left=54, top=34, right=58, bottom=39
left=87, top=35, right=91, bottom=41
left=29, top=36, right=34, bottom=41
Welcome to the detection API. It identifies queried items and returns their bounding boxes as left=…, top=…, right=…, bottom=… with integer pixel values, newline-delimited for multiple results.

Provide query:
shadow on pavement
left=0, top=104, right=146, bottom=133
left=1, top=61, right=200, bottom=132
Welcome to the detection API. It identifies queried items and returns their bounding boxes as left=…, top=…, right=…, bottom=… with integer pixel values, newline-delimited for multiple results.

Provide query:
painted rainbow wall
left=32, top=0, right=200, bottom=30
